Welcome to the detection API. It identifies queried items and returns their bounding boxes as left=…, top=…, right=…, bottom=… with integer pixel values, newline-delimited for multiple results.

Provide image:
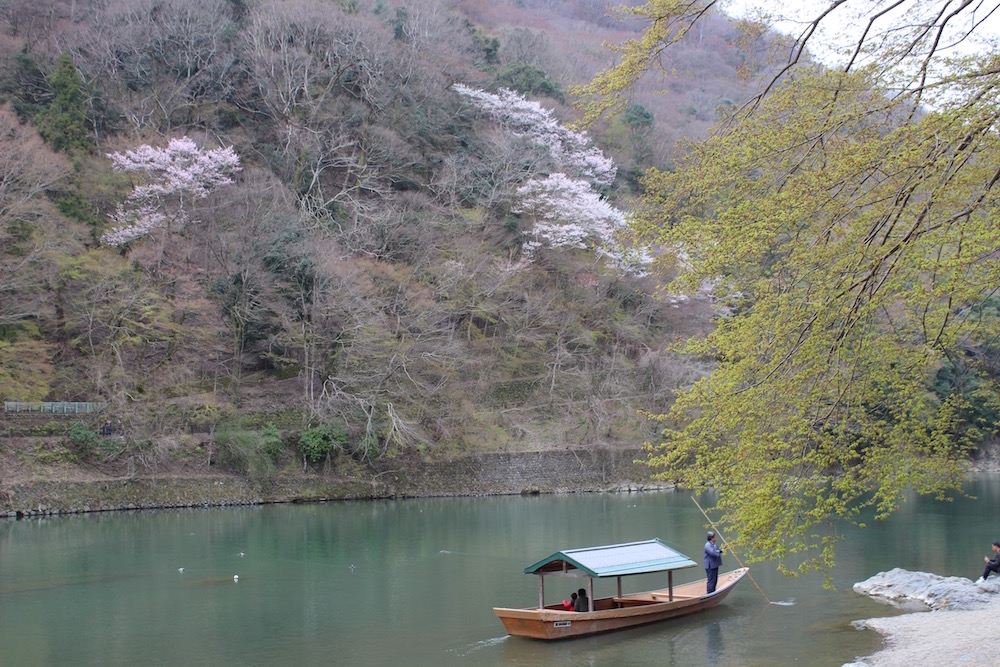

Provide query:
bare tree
left=194, top=167, right=295, bottom=398
left=0, top=105, right=70, bottom=327
left=68, top=0, right=234, bottom=132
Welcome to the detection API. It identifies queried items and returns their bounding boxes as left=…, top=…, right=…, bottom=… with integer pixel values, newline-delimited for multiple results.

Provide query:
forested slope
left=0, top=0, right=772, bottom=474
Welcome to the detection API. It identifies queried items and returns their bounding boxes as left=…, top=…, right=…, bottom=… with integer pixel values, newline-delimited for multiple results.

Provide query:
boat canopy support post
left=537, top=575, right=545, bottom=610
left=668, top=571, right=674, bottom=601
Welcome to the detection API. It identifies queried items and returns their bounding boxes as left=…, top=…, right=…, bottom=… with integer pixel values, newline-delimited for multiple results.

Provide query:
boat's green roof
left=523, top=538, right=697, bottom=578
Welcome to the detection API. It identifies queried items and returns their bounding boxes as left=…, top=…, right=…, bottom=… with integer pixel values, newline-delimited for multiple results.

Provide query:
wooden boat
left=494, top=538, right=747, bottom=640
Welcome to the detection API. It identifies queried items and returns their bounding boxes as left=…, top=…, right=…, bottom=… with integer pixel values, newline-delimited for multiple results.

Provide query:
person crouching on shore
left=976, top=541, right=1000, bottom=583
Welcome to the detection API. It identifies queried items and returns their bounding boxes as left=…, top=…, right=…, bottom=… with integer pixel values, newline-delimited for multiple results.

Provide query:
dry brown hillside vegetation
left=0, top=0, right=772, bottom=482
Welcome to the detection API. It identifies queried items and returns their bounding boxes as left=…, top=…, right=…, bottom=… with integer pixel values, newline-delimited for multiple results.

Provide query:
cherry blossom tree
left=453, top=84, right=648, bottom=274
left=514, top=172, right=619, bottom=251
left=517, top=174, right=651, bottom=275
left=102, top=136, right=241, bottom=247
left=452, top=83, right=616, bottom=187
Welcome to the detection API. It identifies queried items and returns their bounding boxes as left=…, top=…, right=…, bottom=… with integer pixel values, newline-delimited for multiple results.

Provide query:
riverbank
left=847, top=568, right=1000, bottom=666
left=848, top=599, right=1000, bottom=666
left=0, top=446, right=669, bottom=517
left=846, top=460, right=1000, bottom=667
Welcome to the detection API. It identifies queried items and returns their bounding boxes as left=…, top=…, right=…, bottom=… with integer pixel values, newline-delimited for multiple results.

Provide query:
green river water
left=3, top=475, right=998, bottom=666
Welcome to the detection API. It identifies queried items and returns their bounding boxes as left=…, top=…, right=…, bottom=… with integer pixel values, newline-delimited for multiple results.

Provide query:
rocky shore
left=847, top=568, right=1000, bottom=666
left=843, top=450, right=1000, bottom=666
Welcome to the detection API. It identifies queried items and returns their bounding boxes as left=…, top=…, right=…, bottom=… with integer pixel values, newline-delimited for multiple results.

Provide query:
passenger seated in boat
left=573, top=588, right=589, bottom=612
left=562, top=592, right=577, bottom=610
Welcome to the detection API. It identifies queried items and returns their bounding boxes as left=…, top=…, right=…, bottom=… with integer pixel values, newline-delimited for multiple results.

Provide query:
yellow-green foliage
left=571, top=0, right=711, bottom=127
left=187, top=401, right=235, bottom=433
left=598, top=14, right=1000, bottom=577
left=32, top=445, right=82, bottom=464
left=0, top=336, right=54, bottom=402
left=215, top=425, right=283, bottom=480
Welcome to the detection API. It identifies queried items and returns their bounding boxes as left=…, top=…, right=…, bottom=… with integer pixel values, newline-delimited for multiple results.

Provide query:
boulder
left=853, top=567, right=997, bottom=611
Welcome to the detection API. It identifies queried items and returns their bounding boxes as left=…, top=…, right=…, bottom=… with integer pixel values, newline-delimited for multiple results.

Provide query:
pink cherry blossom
left=452, top=84, right=616, bottom=187
left=454, top=85, right=649, bottom=274
left=102, top=136, right=241, bottom=247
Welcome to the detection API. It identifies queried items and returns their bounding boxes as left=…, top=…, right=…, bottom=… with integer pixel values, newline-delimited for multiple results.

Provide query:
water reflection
left=706, top=620, right=723, bottom=662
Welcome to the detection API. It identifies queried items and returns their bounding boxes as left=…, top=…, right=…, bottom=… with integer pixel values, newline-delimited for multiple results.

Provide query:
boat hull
left=494, top=567, right=747, bottom=640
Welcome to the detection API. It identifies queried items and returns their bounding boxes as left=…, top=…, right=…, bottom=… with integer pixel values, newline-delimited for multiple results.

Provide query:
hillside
left=0, top=0, right=776, bottom=486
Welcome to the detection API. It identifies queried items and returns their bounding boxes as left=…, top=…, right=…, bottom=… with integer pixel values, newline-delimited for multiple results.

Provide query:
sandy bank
left=847, top=597, right=1000, bottom=666
left=847, top=568, right=1000, bottom=666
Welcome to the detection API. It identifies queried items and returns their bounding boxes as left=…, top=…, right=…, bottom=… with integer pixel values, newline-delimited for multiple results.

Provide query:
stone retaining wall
left=378, top=448, right=663, bottom=496
left=1, top=449, right=668, bottom=517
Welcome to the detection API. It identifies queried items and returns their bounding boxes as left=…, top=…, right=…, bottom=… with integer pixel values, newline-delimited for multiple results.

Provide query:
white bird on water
left=239, top=552, right=245, bottom=557
left=234, top=574, right=239, bottom=582
left=178, top=567, right=184, bottom=573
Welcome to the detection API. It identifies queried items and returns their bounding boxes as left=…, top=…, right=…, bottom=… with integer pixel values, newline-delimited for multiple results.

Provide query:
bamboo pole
left=692, top=496, right=772, bottom=604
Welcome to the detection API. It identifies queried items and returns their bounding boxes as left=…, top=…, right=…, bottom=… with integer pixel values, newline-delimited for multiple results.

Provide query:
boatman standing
left=704, top=530, right=723, bottom=594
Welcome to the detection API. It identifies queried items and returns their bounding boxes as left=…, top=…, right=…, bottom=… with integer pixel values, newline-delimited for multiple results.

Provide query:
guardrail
left=3, top=402, right=107, bottom=415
